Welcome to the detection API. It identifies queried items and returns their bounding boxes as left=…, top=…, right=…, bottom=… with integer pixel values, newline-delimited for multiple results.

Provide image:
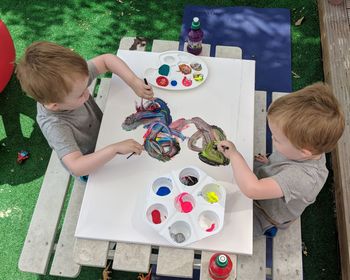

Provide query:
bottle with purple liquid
left=187, top=17, right=204, bottom=55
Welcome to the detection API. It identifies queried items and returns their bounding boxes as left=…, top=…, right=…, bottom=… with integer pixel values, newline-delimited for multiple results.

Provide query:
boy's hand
left=114, top=139, right=143, bottom=155
left=217, top=140, right=238, bottom=159
left=254, top=153, right=269, bottom=164
left=131, top=77, right=154, bottom=100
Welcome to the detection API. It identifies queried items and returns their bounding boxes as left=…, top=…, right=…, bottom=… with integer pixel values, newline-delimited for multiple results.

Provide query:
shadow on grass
left=0, top=76, right=51, bottom=186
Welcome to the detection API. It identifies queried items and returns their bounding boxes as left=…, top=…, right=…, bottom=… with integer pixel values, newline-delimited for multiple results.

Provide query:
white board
left=75, top=50, right=255, bottom=255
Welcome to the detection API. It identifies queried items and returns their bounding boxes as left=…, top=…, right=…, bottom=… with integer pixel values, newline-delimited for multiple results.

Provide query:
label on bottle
left=188, top=40, right=202, bottom=50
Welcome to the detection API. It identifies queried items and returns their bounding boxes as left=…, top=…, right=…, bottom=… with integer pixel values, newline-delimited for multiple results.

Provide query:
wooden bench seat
left=18, top=37, right=302, bottom=279
left=318, top=1, right=350, bottom=279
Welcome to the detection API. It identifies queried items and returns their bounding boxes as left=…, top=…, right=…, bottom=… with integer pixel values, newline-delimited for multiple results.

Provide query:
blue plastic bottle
left=187, top=17, right=204, bottom=55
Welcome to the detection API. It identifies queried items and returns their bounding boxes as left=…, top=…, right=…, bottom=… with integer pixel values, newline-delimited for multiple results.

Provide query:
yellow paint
left=205, top=191, right=219, bottom=203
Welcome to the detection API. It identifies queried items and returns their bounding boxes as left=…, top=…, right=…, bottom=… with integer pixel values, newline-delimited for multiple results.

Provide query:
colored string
left=122, top=98, right=229, bottom=165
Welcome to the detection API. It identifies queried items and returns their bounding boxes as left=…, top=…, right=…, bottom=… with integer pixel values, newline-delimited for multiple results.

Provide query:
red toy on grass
left=0, top=19, right=16, bottom=93
left=17, top=150, right=30, bottom=164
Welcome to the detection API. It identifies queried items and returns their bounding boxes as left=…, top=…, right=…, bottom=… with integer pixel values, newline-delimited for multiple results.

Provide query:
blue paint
left=156, top=186, right=171, bottom=196
left=171, top=80, right=177, bottom=86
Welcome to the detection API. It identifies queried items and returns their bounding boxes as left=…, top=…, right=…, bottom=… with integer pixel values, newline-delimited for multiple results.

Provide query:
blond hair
left=267, top=82, right=344, bottom=154
left=16, top=41, right=88, bottom=104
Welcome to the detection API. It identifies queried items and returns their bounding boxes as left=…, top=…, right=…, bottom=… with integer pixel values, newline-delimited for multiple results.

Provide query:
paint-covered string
left=122, top=98, right=172, bottom=131
left=169, top=117, right=230, bottom=166
left=122, top=98, right=229, bottom=165
left=122, top=98, right=184, bottom=162
left=143, top=121, right=182, bottom=162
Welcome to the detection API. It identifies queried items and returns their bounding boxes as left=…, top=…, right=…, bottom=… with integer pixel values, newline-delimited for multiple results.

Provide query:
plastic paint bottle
left=187, top=17, right=203, bottom=55
left=208, top=253, right=233, bottom=280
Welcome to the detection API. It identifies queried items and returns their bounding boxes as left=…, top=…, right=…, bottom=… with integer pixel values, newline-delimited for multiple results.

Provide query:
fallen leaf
left=295, top=16, right=304, bottom=26
left=292, top=71, right=301, bottom=78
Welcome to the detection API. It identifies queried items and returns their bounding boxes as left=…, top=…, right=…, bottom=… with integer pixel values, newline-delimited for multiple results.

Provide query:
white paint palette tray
left=144, top=51, right=208, bottom=90
left=145, top=166, right=226, bottom=246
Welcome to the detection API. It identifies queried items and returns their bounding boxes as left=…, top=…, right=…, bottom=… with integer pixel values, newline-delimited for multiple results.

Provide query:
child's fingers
left=142, top=90, right=154, bottom=99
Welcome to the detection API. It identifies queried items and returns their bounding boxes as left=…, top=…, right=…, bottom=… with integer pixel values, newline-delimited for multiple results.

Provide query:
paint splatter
left=158, top=64, right=170, bottom=76
left=151, top=209, right=162, bottom=224
left=190, top=63, right=202, bottom=71
left=178, top=64, right=191, bottom=74
left=193, top=73, right=204, bottom=82
left=175, top=193, right=194, bottom=213
left=156, top=76, right=169, bottom=87
left=206, top=223, right=216, bottom=232
left=180, top=175, right=198, bottom=186
left=205, top=191, right=219, bottom=203
left=156, top=186, right=171, bottom=196
left=182, top=77, right=192, bottom=87
left=170, top=231, right=186, bottom=243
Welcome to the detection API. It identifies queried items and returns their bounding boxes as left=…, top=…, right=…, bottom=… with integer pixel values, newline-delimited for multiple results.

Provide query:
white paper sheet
left=75, top=50, right=255, bottom=255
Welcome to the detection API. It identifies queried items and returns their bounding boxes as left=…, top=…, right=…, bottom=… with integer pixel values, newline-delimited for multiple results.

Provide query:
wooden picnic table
left=18, top=38, right=302, bottom=280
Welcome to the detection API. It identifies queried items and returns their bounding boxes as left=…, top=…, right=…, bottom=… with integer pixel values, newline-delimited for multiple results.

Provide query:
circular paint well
left=171, top=80, right=177, bottom=86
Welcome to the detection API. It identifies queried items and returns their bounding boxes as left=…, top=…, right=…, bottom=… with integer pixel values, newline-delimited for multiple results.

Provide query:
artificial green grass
left=0, top=1, right=340, bottom=279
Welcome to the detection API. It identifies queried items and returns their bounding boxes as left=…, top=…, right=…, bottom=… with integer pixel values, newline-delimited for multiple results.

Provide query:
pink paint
left=175, top=192, right=193, bottom=213
left=151, top=209, right=162, bottom=224
left=182, top=77, right=192, bottom=87
left=206, top=223, right=215, bottom=232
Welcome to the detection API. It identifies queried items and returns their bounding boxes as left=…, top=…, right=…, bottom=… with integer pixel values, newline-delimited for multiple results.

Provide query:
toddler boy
left=16, top=41, right=153, bottom=178
left=218, top=82, right=344, bottom=236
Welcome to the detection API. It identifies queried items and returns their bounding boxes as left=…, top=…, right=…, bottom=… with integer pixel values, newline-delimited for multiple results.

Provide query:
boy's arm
left=90, top=54, right=153, bottom=99
left=229, top=152, right=283, bottom=199
left=218, top=140, right=283, bottom=200
left=62, top=139, right=143, bottom=177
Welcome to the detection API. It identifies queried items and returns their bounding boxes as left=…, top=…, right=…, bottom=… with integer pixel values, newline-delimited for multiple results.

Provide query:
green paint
left=158, top=64, right=170, bottom=76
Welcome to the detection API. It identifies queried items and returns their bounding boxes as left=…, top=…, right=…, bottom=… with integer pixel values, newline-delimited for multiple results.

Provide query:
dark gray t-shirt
left=37, top=61, right=102, bottom=163
left=253, top=151, right=328, bottom=235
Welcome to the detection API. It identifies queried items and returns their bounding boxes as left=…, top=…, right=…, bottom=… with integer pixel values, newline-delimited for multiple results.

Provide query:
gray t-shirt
left=253, top=151, right=328, bottom=235
left=37, top=60, right=102, bottom=165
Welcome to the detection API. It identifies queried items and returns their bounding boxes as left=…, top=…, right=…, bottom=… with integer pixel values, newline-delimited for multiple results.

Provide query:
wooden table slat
left=156, top=247, right=194, bottom=278
left=113, top=243, right=151, bottom=273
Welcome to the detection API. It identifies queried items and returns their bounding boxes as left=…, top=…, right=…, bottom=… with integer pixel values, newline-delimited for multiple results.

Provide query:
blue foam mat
left=179, top=5, right=292, bottom=153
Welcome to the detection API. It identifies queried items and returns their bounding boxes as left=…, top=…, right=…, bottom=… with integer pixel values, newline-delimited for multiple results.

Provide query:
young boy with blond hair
left=16, top=41, right=154, bottom=179
left=218, top=82, right=344, bottom=236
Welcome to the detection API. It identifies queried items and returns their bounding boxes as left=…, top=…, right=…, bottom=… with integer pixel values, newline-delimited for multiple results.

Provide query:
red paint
left=206, top=223, right=215, bottom=232
left=156, top=76, right=169, bottom=87
left=208, top=253, right=233, bottom=280
left=182, top=77, right=192, bottom=87
left=0, top=20, right=16, bottom=93
left=151, top=209, right=162, bottom=224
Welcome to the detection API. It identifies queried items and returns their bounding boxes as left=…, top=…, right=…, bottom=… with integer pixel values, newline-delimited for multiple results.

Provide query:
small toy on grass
left=17, top=150, right=29, bottom=164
